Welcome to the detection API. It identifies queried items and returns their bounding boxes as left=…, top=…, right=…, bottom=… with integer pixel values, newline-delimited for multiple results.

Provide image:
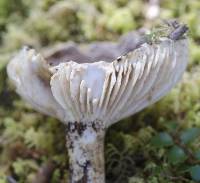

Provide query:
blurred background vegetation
left=0, top=0, right=200, bottom=182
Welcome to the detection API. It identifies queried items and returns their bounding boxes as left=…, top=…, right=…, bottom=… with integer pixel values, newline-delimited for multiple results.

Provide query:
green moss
left=106, top=8, right=136, bottom=33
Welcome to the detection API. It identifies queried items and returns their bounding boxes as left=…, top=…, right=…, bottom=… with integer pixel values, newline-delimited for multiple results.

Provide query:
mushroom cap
left=7, top=32, right=188, bottom=127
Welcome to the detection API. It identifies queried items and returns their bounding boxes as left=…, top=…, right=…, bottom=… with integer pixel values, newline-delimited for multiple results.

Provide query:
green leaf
left=164, top=121, right=178, bottom=132
left=167, top=146, right=187, bottom=164
left=194, top=150, right=200, bottom=160
left=189, top=165, right=200, bottom=181
left=151, top=132, right=174, bottom=148
left=180, top=128, right=200, bottom=144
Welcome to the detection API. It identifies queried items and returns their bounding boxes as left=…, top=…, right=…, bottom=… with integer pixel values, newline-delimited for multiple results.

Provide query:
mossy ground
left=0, top=0, right=200, bottom=182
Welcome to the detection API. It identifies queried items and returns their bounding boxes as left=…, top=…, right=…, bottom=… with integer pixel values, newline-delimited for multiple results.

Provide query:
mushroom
left=7, top=22, right=189, bottom=183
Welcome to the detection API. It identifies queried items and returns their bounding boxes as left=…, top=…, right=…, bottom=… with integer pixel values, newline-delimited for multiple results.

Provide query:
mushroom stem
left=66, top=121, right=106, bottom=183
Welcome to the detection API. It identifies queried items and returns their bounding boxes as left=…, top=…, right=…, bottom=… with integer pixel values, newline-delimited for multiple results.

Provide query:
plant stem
left=66, top=121, right=106, bottom=183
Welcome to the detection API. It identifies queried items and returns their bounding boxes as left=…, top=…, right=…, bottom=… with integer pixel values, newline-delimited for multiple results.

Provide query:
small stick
left=6, top=176, right=17, bottom=183
left=168, top=24, right=188, bottom=40
left=32, top=161, right=56, bottom=183
left=135, top=21, right=188, bottom=51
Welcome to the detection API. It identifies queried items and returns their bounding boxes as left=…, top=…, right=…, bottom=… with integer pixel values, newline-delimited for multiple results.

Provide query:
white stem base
left=66, top=121, right=105, bottom=183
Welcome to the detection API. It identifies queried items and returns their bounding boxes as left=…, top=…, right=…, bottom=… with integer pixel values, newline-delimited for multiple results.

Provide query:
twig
left=136, top=21, right=188, bottom=50
left=164, top=175, right=190, bottom=182
left=6, top=176, right=17, bottom=183
left=168, top=24, right=188, bottom=40
left=32, top=161, right=57, bottom=183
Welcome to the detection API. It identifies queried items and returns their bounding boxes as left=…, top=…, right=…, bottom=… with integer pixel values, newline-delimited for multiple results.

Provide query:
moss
left=106, top=8, right=136, bottom=33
